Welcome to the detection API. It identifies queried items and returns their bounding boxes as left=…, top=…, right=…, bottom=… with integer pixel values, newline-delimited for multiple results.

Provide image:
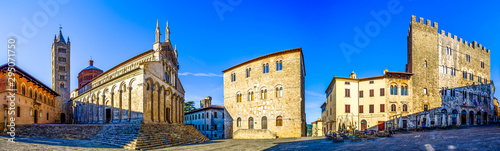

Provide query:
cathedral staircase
left=92, top=123, right=209, bottom=150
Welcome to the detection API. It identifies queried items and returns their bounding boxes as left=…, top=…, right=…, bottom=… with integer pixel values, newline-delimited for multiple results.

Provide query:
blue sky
left=1, top=0, right=499, bottom=123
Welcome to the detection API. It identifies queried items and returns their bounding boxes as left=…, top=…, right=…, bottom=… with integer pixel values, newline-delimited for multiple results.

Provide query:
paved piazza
left=1, top=125, right=500, bottom=150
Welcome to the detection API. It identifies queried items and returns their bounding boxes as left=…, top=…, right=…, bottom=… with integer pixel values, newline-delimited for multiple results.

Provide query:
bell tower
left=51, top=28, right=71, bottom=123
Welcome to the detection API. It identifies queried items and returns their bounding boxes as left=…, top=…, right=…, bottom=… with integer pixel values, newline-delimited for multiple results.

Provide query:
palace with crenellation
left=321, top=15, right=496, bottom=133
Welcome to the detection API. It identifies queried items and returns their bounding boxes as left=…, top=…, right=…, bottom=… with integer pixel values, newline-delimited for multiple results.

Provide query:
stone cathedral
left=69, top=21, right=186, bottom=125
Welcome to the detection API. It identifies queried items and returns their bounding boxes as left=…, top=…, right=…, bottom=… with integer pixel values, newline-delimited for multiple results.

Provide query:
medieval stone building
left=0, top=64, right=59, bottom=130
left=52, top=29, right=71, bottom=123
left=70, top=21, right=185, bottom=124
left=321, top=15, right=494, bottom=133
left=401, top=83, right=495, bottom=129
left=407, top=15, right=491, bottom=114
left=223, top=48, right=306, bottom=139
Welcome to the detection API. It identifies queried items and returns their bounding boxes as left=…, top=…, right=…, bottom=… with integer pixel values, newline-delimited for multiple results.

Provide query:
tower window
left=60, top=75, right=65, bottom=80
left=60, top=83, right=65, bottom=88
left=481, top=61, right=484, bottom=68
left=58, top=57, right=66, bottom=62
left=59, top=66, right=66, bottom=72
left=58, top=48, right=67, bottom=53
left=424, top=61, right=427, bottom=67
left=466, top=55, right=470, bottom=62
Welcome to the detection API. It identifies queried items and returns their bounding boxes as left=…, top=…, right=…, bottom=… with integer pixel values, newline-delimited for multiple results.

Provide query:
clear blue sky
left=1, top=0, right=499, bottom=124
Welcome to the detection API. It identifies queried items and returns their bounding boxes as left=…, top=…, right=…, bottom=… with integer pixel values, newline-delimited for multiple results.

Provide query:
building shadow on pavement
left=0, top=136, right=120, bottom=149
left=263, top=138, right=330, bottom=151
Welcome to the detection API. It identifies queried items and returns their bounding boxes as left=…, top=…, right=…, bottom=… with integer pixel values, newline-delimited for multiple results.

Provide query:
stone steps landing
left=91, top=123, right=209, bottom=150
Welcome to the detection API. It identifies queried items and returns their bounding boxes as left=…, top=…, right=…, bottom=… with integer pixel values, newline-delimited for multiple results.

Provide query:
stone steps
left=91, top=123, right=209, bottom=150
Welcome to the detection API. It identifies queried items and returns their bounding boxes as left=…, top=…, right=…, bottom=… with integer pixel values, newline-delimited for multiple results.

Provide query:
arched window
left=279, top=60, right=283, bottom=70
left=250, top=91, right=254, bottom=101
left=13, top=81, right=17, bottom=90
left=261, top=89, right=267, bottom=99
left=29, top=88, right=32, bottom=98
left=391, top=104, right=396, bottom=112
left=402, top=104, right=408, bottom=112
left=275, top=87, right=279, bottom=98
left=246, top=68, right=251, bottom=78
left=17, top=106, right=20, bottom=117
left=401, top=84, right=408, bottom=96
left=279, top=87, right=283, bottom=97
left=34, top=91, right=38, bottom=99
left=276, top=116, right=283, bottom=126
left=21, top=85, right=26, bottom=95
left=60, top=83, right=65, bottom=88
left=248, top=117, right=254, bottom=129
left=248, top=92, right=251, bottom=101
left=424, top=60, right=427, bottom=67
left=236, top=93, right=242, bottom=103
left=237, top=117, right=242, bottom=127
left=390, top=84, right=398, bottom=95
left=262, top=116, right=267, bottom=129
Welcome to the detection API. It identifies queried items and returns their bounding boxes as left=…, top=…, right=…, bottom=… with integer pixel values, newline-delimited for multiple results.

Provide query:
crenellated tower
left=51, top=28, right=71, bottom=123
left=407, top=15, right=491, bottom=114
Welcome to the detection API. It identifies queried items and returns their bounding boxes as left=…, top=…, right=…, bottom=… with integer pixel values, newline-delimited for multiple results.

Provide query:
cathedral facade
left=70, top=21, right=185, bottom=124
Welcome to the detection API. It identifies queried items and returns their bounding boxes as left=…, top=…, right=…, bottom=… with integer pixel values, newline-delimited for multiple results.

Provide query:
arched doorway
left=165, top=108, right=170, bottom=123
left=476, top=112, right=481, bottom=125
left=483, top=112, right=488, bottom=124
left=106, top=107, right=111, bottom=123
left=441, top=109, right=447, bottom=126
left=61, top=113, right=66, bottom=124
left=452, top=110, right=458, bottom=125
left=261, top=116, right=267, bottom=129
left=248, top=117, right=254, bottom=129
left=461, top=110, right=467, bottom=125
left=469, top=111, right=474, bottom=125
left=34, top=110, right=38, bottom=123
left=361, top=120, right=367, bottom=130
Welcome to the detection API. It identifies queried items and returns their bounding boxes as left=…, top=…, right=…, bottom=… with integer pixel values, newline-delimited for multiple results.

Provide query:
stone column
left=111, top=92, right=114, bottom=123
left=164, top=90, right=167, bottom=123
left=128, top=87, right=132, bottom=121
left=91, top=98, right=94, bottom=123
left=457, top=113, right=461, bottom=126
left=158, top=88, right=161, bottom=123
left=172, top=95, right=176, bottom=123
left=427, top=114, right=430, bottom=127
left=151, top=85, right=155, bottom=122
left=102, top=94, right=106, bottom=123
left=97, top=97, right=100, bottom=123
left=441, top=114, right=444, bottom=126
left=119, top=90, right=122, bottom=122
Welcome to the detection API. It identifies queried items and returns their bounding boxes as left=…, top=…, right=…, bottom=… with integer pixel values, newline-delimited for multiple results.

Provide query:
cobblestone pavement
left=1, top=125, right=500, bottom=150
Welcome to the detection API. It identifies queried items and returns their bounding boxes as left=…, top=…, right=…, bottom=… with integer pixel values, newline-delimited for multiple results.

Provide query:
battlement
left=413, top=15, right=490, bottom=53
left=411, top=15, right=438, bottom=28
